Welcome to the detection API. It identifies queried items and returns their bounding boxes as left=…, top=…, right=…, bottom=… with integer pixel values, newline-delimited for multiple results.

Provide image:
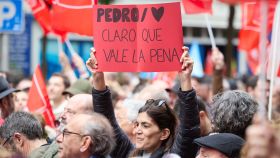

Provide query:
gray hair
left=82, top=113, right=115, bottom=156
left=0, top=112, right=43, bottom=141
left=210, top=90, right=258, bottom=138
left=122, top=99, right=145, bottom=122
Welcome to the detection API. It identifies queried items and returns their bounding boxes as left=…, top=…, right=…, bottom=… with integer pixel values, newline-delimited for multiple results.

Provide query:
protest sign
left=93, top=2, right=183, bottom=72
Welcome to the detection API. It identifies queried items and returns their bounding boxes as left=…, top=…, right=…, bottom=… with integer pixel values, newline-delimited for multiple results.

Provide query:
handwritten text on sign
left=93, top=2, right=183, bottom=72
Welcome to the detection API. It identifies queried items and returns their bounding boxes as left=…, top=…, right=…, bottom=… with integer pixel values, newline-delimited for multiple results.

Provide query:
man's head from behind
left=60, top=94, right=93, bottom=127
left=0, top=112, right=43, bottom=156
left=195, top=133, right=245, bottom=158
left=56, top=113, right=115, bottom=158
left=211, top=90, right=258, bottom=138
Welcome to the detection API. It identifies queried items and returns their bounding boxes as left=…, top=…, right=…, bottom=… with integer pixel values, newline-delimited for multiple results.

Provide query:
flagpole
left=65, top=38, right=76, bottom=57
left=258, top=0, right=268, bottom=120
left=204, top=14, right=216, bottom=49
left=268, top=1, right=280, bottom=120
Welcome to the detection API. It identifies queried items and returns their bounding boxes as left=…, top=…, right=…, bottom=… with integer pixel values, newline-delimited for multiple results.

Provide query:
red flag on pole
left=26, top=0, right=52, bottom=35
left=27, top=65, right=55, bottom=128
left=182, top=0, right=213, bottom=14
left=238, top=0, right=276, bottom=52
left=51, top=0, right=98, bottom=36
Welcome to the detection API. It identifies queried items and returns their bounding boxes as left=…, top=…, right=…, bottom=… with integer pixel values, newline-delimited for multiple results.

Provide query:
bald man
left=45, top=94, right=94, bottom=158
left=59, top=94, right=93, bottom=128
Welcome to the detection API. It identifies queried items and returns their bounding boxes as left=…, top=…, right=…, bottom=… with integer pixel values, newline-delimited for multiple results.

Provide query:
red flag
left=238, top=0, right=276, bottom=52
left=51, top=0, right=98, bottom=36
left=182, top=0, right=213, bottom=14
left=204, top=50, right=213, bottom=75
left=27, top=65, right=55, bottom=128
left=26, top=0, right=52, bottom=35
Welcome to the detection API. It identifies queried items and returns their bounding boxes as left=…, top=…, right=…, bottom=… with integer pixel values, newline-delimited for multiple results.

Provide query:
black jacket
left=92, top=87, right=200, bottom=158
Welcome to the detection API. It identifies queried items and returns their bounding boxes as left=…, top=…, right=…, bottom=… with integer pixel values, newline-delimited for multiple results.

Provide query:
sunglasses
left=145, top=99, right=167, bottom=107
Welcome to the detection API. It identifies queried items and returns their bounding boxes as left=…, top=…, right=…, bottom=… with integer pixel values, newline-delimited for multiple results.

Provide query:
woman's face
left=14, top=91, right=28, bottom=112
left=133, top=112, right=163, bottom=153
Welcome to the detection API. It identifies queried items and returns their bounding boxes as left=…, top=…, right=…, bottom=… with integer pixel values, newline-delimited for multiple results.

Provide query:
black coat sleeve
left=170, top=88, right=200, bottom=158
left=92, top=87, right=134, bottom=158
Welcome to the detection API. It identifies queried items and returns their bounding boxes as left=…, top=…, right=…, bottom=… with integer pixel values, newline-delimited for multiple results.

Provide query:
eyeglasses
left=2, top=135, right=12, bottom=147
left=60, top=129, right=90, bottom=141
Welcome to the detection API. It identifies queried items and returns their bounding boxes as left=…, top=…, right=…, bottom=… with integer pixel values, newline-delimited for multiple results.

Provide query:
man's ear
left=80, top=136, right=92, bottom=152
left=160, top=128, right=170, bottom=141
left=13, top=133, right=24, bottom=147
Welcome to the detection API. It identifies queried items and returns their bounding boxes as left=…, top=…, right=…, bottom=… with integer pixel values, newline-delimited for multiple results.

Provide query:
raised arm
left=59, top=51, right=77, bottom=84
left=211, top=48, right=224, bottom=95
left=179, top=46, right=193, bottom=91
left=86, top=48, right=106, bottom=90
left=171, top=46, right=200, bottom=158
left=86, top=48, right=133, bottom=158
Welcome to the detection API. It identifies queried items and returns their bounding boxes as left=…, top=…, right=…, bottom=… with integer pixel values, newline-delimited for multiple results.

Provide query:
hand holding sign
left=179, top=46, right=194, bottom=91
left=93, top=2, right=183, bottom=72
left=86, top=48, right=98, bottom=72
left=180, top=46, right=193, bottom=74
left=86, top=48, right=106, bottom=91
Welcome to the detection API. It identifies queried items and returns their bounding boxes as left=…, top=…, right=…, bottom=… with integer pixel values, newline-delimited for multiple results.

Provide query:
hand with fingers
left=72, top=53, right=89, bottom=78
left=179, top=46, right=194, bottom=91
left=211, top=47, right=224, bottom=70
left=86, top=48, right=106, bottom=91
left=59, top=51, right=72, bottom=72
left=86, top=48, right=98, bottom=73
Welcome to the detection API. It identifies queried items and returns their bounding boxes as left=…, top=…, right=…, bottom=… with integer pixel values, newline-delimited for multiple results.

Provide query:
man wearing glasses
left=0, top=112, right=57, bottom=158
left=56, top=113, right=115, bottom=158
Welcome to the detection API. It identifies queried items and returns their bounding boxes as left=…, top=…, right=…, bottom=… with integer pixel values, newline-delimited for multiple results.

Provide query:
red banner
left=182, top=0, right=213, bottom=14
left=93, top=2, right=183, bottom=72
left=27, top=65, right=55, bottom=128
left=238, top=0, right=276, bottom=52
left=52, top=0, right=98, bottom=36
left=26, top=0, right=52, bottom=34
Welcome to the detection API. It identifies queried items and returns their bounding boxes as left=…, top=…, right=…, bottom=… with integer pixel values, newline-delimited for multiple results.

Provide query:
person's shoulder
left=43, top=141, right=59, bottom=158
left=29, top=142, right=59, bottom=158
left=28, top=144, right=51, bottom=158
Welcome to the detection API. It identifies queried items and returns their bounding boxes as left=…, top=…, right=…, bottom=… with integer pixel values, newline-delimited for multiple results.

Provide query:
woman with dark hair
left=130, top=99, right=178, bottom=157
left=86, top=47, right=200, bottom=158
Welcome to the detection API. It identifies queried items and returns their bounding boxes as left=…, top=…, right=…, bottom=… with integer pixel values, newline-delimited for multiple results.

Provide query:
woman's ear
left=160, top=128, right=170, bottom=141
left=80, top=136, right=92, bottom=152
left=199, top=111, right=207, bottom=119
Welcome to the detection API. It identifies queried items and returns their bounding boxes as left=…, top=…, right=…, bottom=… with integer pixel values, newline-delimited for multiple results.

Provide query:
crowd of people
left=0, top=46, right=279, bottom=158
